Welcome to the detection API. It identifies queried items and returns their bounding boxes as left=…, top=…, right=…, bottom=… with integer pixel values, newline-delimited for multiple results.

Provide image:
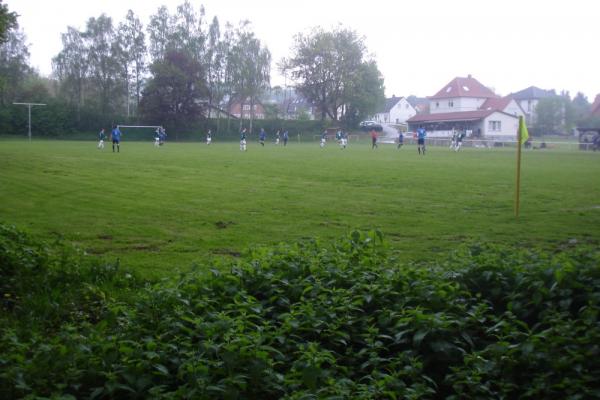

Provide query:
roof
left=406, top=96, right=429, bottom=108
left=407, top=109, right=517, bottom=124
left=480, top=96, right=513, bottom=111
left=591, top=94, right=600, bottom=116
left=510, top=86, right=556, bottom=100
left=430, top=75, right=498, bottom=100
left=385, top=96, right=404, bottom=113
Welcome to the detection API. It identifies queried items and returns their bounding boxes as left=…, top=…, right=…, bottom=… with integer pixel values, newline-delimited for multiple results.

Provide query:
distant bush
left=1, top=102, right=328, bottom=141
left=1, top=225, right=599, bottom=399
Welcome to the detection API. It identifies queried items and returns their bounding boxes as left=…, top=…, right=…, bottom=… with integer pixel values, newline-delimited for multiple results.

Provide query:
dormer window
left=446, top=87, right=452, bottom=93
left=463, top=86, right=470, bottom=91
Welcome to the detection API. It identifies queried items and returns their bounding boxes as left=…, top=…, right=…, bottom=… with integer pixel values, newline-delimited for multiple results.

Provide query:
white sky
left=6, top=0, right=600, bottom=100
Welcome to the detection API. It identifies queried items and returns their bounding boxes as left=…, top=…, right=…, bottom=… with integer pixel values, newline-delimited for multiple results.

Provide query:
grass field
left=0, top=139, right=598, bottom=277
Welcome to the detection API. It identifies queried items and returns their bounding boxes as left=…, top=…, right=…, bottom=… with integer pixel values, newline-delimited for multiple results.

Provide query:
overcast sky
left=6, top=0, right=600, bottom=100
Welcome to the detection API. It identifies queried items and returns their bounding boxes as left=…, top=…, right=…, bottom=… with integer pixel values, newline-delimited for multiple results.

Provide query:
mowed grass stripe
left=0, top=139, right=598, bottom=277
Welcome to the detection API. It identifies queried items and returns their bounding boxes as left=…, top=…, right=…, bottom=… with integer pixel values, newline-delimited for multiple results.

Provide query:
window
left=449, top=101, right=454, bottom=107
left=436, top=102, right=439, bottom=108
left=527, top=100, right=531, bottom=111
left=243, top=104, right=250, bottom=111
left=406, top=104, right=409, bottom=109
left=488, top=120, right=501, bottom=131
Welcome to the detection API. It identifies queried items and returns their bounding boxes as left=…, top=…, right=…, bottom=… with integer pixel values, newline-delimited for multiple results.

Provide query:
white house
left=374, top=96, right=416, bottom=124
left=509, top=86, right=556, bottom=125
left=407, top=75, right=520, bottom=140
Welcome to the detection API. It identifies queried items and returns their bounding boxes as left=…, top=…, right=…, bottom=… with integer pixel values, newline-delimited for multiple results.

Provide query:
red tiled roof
left=480, top=96, right=512, bottom=111
left=591, top=94, right=600, bottom=116
left=407, top=109, right=500, bottom=123
left=430, top=76, right=498, bottom=100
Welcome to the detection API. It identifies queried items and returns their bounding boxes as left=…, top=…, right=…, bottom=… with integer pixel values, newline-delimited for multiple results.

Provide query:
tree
left=117, top=10, right=146, bottom=117
left=83, top=14, right=122, bottom=115
left=139, top=50, right=208, bottom=137
left=285, top=27, right=385, bottom=122
left=226, top=22, right=270, bottom=132
left=341, top=60, right=385, bottom=126
left=0, top=0, right=17, bottom=44
left=147, top=6, right=173, bottom=62
left=0, top=28, right=31, bottom=105
left=52, top=27, right=88, bottom=116
left=534, top=96, right=569, bottom=135
left=571, top=92, right=591, bottom=126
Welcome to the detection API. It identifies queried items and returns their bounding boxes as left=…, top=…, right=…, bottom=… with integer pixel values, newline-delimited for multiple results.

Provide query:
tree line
left=0, top=0, right=386, bottom=137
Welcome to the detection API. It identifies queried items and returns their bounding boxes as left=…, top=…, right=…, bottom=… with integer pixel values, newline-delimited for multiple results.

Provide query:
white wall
left=503, top=99, right=526, bottom=118
left=430, top=97, right=486, bottom=113
left=389, top=98, right=416, bottom=123
left=483, top=112, right=519, bottom=139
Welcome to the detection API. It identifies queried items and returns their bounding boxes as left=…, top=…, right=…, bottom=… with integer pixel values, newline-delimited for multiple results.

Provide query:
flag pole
left=515, top=116, right=523, bottom=218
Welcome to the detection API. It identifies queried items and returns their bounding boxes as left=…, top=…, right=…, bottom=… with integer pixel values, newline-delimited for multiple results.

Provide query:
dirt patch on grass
left=215, top=221, right=235, bottom=229
left=211, top=248, right=241, bottom=257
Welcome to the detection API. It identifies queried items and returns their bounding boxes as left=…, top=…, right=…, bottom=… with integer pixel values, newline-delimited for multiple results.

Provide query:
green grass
left=0, top=139, right=598, bottom=277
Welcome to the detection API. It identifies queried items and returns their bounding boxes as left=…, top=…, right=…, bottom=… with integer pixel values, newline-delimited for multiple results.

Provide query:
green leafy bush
left=1, top=225, right=599, bottom=399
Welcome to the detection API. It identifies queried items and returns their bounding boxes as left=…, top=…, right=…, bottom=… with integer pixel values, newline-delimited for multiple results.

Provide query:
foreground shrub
left=1, top=225, right=599, bottom=399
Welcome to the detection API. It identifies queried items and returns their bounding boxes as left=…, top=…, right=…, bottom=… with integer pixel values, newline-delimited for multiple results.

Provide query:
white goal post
left=116, top=125, right=163, bottom=131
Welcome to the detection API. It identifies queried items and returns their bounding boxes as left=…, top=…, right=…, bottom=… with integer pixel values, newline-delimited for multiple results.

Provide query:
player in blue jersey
left=240, top=128, right=247, bottom=151
left=259, top=128, right=266, bottom=146
left=397, top=131, right=404, bottom=149
left=283, top=130, right=289, bottom=146
left=97, top=128, right=106, bottom=149
left=417, top=125, right=426, bottom=155
left=111, top=125, right=122, bottom=152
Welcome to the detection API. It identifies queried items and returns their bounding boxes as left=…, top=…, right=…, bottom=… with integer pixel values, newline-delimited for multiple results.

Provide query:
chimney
left=467, top=74, right=472, bottom=79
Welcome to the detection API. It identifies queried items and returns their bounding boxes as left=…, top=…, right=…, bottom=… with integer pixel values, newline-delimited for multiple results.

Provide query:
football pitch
left=1, top=139, right=598, bottom=277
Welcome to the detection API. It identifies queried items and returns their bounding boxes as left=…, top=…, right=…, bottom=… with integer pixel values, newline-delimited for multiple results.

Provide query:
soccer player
left=159, top=127, right=167, bottom=146
left=371, top=128, right=378, bottom=149
left=320, top=130, right=327, bottom=148
left=240, top=128, right=247, bottom=151
left=340, top=131, right=348, bottom=149
left=97, top=128, right=106, bottom=149
left=259, top=128, right=266, bottom=146
left=283, top=130, right=289, bottom=146
left=397, top=131, right=404, bottom=149
left=454, top=131, right=465, bottom=152
left=417, top=125, right=426, bottom=155
left=111, top=125, right=122, bottom=153
left=154, top=127, right=161, bottom=147
left=206, top=129, right=212, bottom=145
left=275, top=129, right=280, bottom=145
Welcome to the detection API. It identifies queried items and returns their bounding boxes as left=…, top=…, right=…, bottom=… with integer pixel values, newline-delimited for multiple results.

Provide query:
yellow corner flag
left=519, top=116, right=529, bottom=144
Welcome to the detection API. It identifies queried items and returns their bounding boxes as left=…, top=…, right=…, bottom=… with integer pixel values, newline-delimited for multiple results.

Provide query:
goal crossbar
left=117, top=125, right=162, bottom=129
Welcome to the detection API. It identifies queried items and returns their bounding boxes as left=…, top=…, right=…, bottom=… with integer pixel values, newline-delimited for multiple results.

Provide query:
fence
left=379, top=137, right=598, bottom=151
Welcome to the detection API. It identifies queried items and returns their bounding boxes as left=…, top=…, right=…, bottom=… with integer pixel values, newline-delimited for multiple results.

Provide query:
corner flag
left=519, top=117, right=529, bottom=144
left=515, top=116, right=527, bottom=218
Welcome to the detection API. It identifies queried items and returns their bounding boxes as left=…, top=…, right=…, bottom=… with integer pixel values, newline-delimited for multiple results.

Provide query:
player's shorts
left=418, top=138, right=425, bottom=145
left=112, top=139, right=120, bottom=144
left=241, top=139, right=246, bottom=145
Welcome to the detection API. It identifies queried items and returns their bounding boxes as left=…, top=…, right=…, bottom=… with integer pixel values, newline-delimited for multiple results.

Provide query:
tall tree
left=0, top=0, right=17, bottom=44
left=285, top=27, right=384, bottom=122
left=139, top=50, right=208, bottom=137
left=52, top=27, right=88, bottom=115
left=0, top=28, right=31, bottom=105
left=147, top=6, right=173, bottom=62
left=228, top=22, right=270, bottom=132
left=83, top=14, right=122, bottom=114
left=535, top=96, right=570, bottom=135
left=117, top=10, right=146, bottom=117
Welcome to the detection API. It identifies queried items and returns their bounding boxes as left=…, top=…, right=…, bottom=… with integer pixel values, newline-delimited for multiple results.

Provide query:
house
left=374, top=96, right=417, bottom=125
left=509, top=86, right=556, bottom=125
left=406, top=96, right=429, bottom=114
left=228, top=96, right=266, bottom=120
left=407, top=75, right=520, bottom=140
